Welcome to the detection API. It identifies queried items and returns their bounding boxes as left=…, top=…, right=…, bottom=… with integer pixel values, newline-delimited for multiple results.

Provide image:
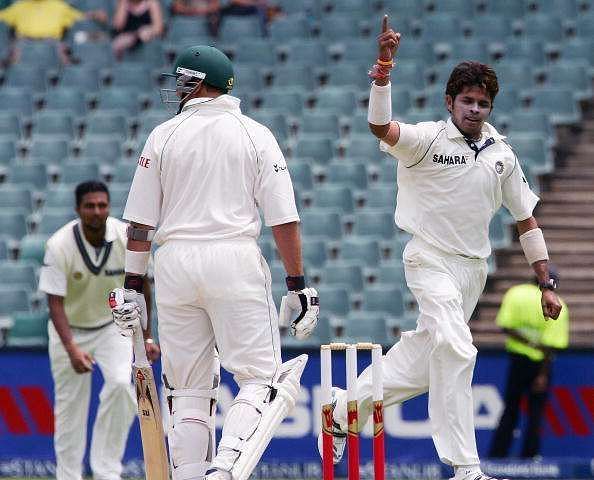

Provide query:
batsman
left=109, top=45, right=319, bottom=480
left=320, top=15, right=563, bottom=480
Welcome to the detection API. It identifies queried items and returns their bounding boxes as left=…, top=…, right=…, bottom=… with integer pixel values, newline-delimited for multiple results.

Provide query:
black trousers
left=489, top=353, right=550, bottom=458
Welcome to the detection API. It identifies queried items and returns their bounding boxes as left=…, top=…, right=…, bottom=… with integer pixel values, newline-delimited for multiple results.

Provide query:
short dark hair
left=75, top=181, right=110, bottom=207
left=445, top=61, right=499, bottom=103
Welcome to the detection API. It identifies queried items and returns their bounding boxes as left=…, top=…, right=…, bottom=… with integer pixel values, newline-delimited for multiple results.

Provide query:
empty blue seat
left=0, top=288, right=30, bottom=315
left=232, top=39, right=275, bottom=65
left=301, top=239, right=328, bottom=266
left=502, top=39, right=544, bottom=64
left=321, top=263, right=364, bottom=291
left=0, top=88, right=33, bottom=116
left=495, top=111, right=550, bottom=137
left=219, top=16, right=262, bottom=41
left=9, top=163, right=48, bottom=189
left=311, top=185, right=354, bottom=213
left=106, top=64, right=153, bottom=91
left=0, top=114, right=21, bottom=140
left=370, top=158, right=397, bottom=184
left=82, top=138, right=123, bottom=161
left=321, top=62, right=368, bottom=90
left=469, top=14, right=511, bottom=40
left=0, top=239, right=7, bottom=260
left=5, top=65, right=46, bottom=92
left=344, top=313, right=386, bottom=344
left=288, top=162, right=313, bottom=190
left=326, top=162, right=367, bottom=189
left=363, top=186, right=396, bottom=210
left=19, top=234, right=48, bottom=264
left=16, top=39, right=60, bottom=68
left=60, top=162, right=101, bottom=184
left=0, top=261, right=37, bottom=290
left=107, top=183, right=130, bottom=209
left=271, top=64, right=315, bottom=90
left=560, top=39, right=594, bottom=65
left=424, top=0, right=469, bottom=14
left=0, top=139, right=16, bottom=164
left=319, top=14, right=362, bottom=40
left=0, top=212, right=27, bottom=240
left=94, top=88, right=141, bottom=115
left=292, top=137, right=334, bottom=164
left=317, top=286, right=350, bottom=316
left=489, top=211, right=511, bottom=249
left=326, top=0, right=371, bottom=15
left=31, top=113, right=75, bottom=140
left=477, top=0, right=525, bottom=16
left=340, top=136, right=381, bottom=160
left=59, top=65, right=101, bottom=91
left=43, top=87, right=88, bottom=116
left=299, top=112, right=339, bottom=139
left=0, top=186, right=33, bottom=212
left=521, top=14, right=563, bottom=42
left=37, top=209, right=77, bottom=235
left=353, top=211, right=396, bottom=239
left=6, top=310, right=49, bottom=347
left=43, top=185, right=75, bottom=208
left=234, top=65, right=264, bottom=91
left=138, top=110, right=171, bottom=135
left=256, top=90, right=304, bottom=115
left=362, top=286, right=405, bottom=318
left=377, top=262, right=406, bottom=286
left=301, top=211, right=342, bottom=239
left=339, top=238, right=381, bottom=266
left=329, top=40, right=376, bottom=63
left=72, top=42, right=114, bottom=68
left=523, top=88, right=580, bottom=124
left=167, top=17, right=212, bottom=42
left=85, top=114, right=128, bottom=139
left=576, top=12, right=594, bottom=39
left=280, top=40, right=327, bottom=66
left=28, top=138, right=70, bottom=163
left=112, top=160, right=138, bottom=184
left=507, top=133, right=552, bottom=174
left=417, top=14, right=461, bottom=42
left=269, top=14, right=311, bottom=41
left=312, top=87, right=357, bottom=115
left=541, top=62, right=590, bottom=98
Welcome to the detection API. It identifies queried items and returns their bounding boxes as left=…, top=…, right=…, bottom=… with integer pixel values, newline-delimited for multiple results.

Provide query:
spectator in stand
left=112, top=0, right=164, bottom=61
left=170, top=0, right=219, bottom=37
left=216, top=0, right=268, bottom=36
left=489, top=267, right=569, bottom=459
left=0, top=0, right=107, bottom=64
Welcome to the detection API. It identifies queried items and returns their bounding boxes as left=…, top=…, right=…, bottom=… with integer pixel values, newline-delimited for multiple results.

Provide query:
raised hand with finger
left=369, top=14, right=401, bottom=85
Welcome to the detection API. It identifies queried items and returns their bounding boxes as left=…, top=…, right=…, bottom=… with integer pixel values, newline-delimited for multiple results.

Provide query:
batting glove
left=279, top=276, right=320, bottom=340
left=108, top=288, right=147, bottom=337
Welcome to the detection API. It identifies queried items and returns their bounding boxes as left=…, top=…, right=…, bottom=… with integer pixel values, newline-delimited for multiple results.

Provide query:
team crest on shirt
left=73, top=271, right=83, bottom=280
left=495, top=161, right=504, bottom=174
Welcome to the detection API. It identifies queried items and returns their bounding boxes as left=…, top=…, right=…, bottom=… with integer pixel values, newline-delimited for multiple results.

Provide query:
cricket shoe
left=449, top=471, right=509, bottom=480
left=317, top=387, right=347, bottom=464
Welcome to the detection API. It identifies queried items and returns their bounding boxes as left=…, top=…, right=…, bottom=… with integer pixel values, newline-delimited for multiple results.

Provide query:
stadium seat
left=0, top=288, right=30, bottom=315
left=122, top=41, right=165, bottom=67
left=0, top=140, right=16, bottom=164
left=495, top=111, right=551, bottom=137
left=0, top=239, right=6, bottom=260
left=167, top=17, right=212, bottom=42
left=292, top=137, right=334, bottom=164
left=94, top=88, right=141, bottom=115
left=234, top=65, right=264, bottom=92
left=353, top=211, right=396, bottom=239
left=288, top=162, right=313, bottom=190
left=59, top=162, right=101, bottom=185
left=301, top=239, right=328, bottom=266
left=0, top=186, right=33, bottom=212
left=377, top=262, right=406, bottom=286
left=71, top=41, right=114, bottom=68
left=468, top=14, right=511, bottom=40
left=112, top=160, right=138, bottom=184
left=369, top=158, right=397, bottom=184
left=256, top=90, right=304, bottom=115
left=559, top=38, right=594, bottom=65
left=494, top=61, right=534, bottom=89
left=318, top=14, right=363, bottom=40
left=520, top=13, right=564, bottom=42
left=522, top=88, right=580, bottom=125
left=85, top=114, right=129, bottom=140
left=489, top=211, right=511, bottom=250
left=0, top=114, right=21, bottom=140
left=477, top=0, right=525, bottom=16
left=8, top=163, right=49, bottom=190
left=501, top=39, right=545, bottom=64
left=270, top=64, right=315, bottom=90
left=328, top=39, right=376, bottom=64
left=362, top=286, right=405, bottom=318
left=576, top=12, right=594, bottom=39
left=37, top=209, right=77, bottom=235
left=416, top=14, right=461, bottom=42
left=434, top=40, right=489, bottom=64
left=326, top=162, right=368, bottom=189
left=279, top=40, right=327, bottom=66
left=219, top=16, right=262, bottom=41
left=108, top=183, right=131, bottom=209
left=424, top=0, right=470, bottom=14
left=339, top=238, right=381, bottom=266
left=540, top=62, right=591, bottom=99
left=310, top=185, right=354, bottom=213
left=58, top=65, right=101, bottom=91
left=320, top=62, right=368, bottom=90
left=43, top=87, right=88, bottom=116
left=363, top=185, right=396, bottom=210
left=339, top=136, right=382, bottom=161
left=269, top=14, right=311, bottom=41
left=320, top=263, right=364, bottom=291
left=249, top=111, right=289, bottom=140
left=344, top=312, right=386, bottom=344
left=0, top=211, right=28, bottom=240
left=5, top=310, right=49, bottom=347
left=311, top=87, right=358, bottom=115
left=81, top=138, right=123, bottom=161
left=507, top=133, right=552, bottom=174
left=30, top=113, right=75, bottom=140
left=137, top=110, right=172, bottom=136
left=0, top=88, right=34, bottom=116
left=382, top=0, right=424, bottom=18
left=317, top=286, right=350, bottom=316
left=43, top=184, right=76, bottom=209
left=5, top=65, right=46, bottom=92
left=298, top=112, right=339, bottom=139
left=19, top=234, right=48, bottom=264
left=0, top=261, right=37, bottom=290
left=27, top=138, right=70, bottom=164
left=231, top=39, right=275, bottom=66
left=18, top=40, right=60, bottom=68
left=300, top=211, right=342, bottom=239
left=105, top=64, right=153, bottom=91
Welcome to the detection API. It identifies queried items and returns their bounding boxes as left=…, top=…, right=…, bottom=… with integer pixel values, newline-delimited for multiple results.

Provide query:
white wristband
left=519, top=228, right=549, bottom=265
left=125, top=249, right=150, bottom=275
left=367, top=81, right=392, bottom=126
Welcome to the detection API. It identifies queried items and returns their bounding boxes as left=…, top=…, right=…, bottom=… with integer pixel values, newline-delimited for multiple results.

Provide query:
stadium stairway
left=472, top=113, right=594, bottom=348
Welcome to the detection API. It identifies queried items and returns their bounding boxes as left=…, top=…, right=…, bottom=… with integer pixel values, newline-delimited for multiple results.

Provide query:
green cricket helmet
left=160, top=45, right=235, bottom=110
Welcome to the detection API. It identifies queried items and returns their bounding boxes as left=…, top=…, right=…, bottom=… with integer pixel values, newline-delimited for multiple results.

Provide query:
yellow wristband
left=376, top=58, right=394, bottom=66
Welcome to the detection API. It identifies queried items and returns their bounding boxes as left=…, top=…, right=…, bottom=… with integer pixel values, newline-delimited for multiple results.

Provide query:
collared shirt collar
left=181, top=94, right=241, bottom=113
left=445, top=117, right=506, bottom=141
left=76, top=217, right=118, bottom=244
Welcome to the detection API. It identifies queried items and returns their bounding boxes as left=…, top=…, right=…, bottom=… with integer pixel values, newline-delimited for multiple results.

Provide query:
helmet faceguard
left=160, top=66, right=206, bottom=112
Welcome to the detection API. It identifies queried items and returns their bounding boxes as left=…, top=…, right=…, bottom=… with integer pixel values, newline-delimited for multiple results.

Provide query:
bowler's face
left=446, top=85, right=492, bottom=140
left=77, top=191, right=109, bottom=232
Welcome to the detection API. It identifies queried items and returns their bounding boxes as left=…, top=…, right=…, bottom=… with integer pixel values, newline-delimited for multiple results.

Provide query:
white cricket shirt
left=39, top=217, right=127, bottom=328
left=124, top=95, right=300, bottom=244
left=380, top=118, right=539, bottom=259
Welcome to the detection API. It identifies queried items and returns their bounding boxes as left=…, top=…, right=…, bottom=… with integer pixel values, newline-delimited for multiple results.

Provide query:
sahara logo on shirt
left=432, top=154, right=468, bottom=165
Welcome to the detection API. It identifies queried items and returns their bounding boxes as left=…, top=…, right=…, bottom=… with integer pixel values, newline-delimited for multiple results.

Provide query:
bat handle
left=133, top=327, right=151, bottom=368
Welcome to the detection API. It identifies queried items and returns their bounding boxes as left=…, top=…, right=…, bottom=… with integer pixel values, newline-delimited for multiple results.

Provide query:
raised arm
left=368, top=15, right=401, bottom=146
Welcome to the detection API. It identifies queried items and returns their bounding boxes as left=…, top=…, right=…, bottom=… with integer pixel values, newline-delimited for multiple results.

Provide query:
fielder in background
left=489, top=267, right=569, bottom=459
left=319, top=15, right=563, bottom=480
left=109, top=45, right=319, bottom=480
left=39, top=180, right=158, bottom=480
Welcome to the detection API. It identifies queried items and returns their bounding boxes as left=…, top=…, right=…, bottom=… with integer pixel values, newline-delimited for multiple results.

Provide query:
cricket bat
left=132, top=327, right=169, bottom=480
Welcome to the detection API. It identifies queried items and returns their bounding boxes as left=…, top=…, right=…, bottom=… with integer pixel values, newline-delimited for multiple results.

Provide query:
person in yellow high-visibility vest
left=489, top=266, right=569, bottom=459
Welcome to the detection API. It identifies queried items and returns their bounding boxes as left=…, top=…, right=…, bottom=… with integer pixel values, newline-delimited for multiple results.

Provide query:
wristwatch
left=539, top=278, right=558, bottom=291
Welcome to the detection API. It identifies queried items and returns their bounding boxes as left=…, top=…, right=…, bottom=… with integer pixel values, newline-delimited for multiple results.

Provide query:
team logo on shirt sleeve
left=273, top=163, right=287, bottom=172
left=495, top=161, right=504, bottom=175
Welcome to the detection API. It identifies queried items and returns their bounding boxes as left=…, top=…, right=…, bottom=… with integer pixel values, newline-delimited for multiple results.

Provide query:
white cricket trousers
left=48, top=322, right=136, bottom=480
left=154, top=238, right=282, bottom=392
left=335, top=236, right=488, bottom=466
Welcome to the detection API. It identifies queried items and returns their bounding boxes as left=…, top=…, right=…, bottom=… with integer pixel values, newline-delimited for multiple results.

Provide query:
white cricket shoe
left=316, top=387, right=347, bottom=464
